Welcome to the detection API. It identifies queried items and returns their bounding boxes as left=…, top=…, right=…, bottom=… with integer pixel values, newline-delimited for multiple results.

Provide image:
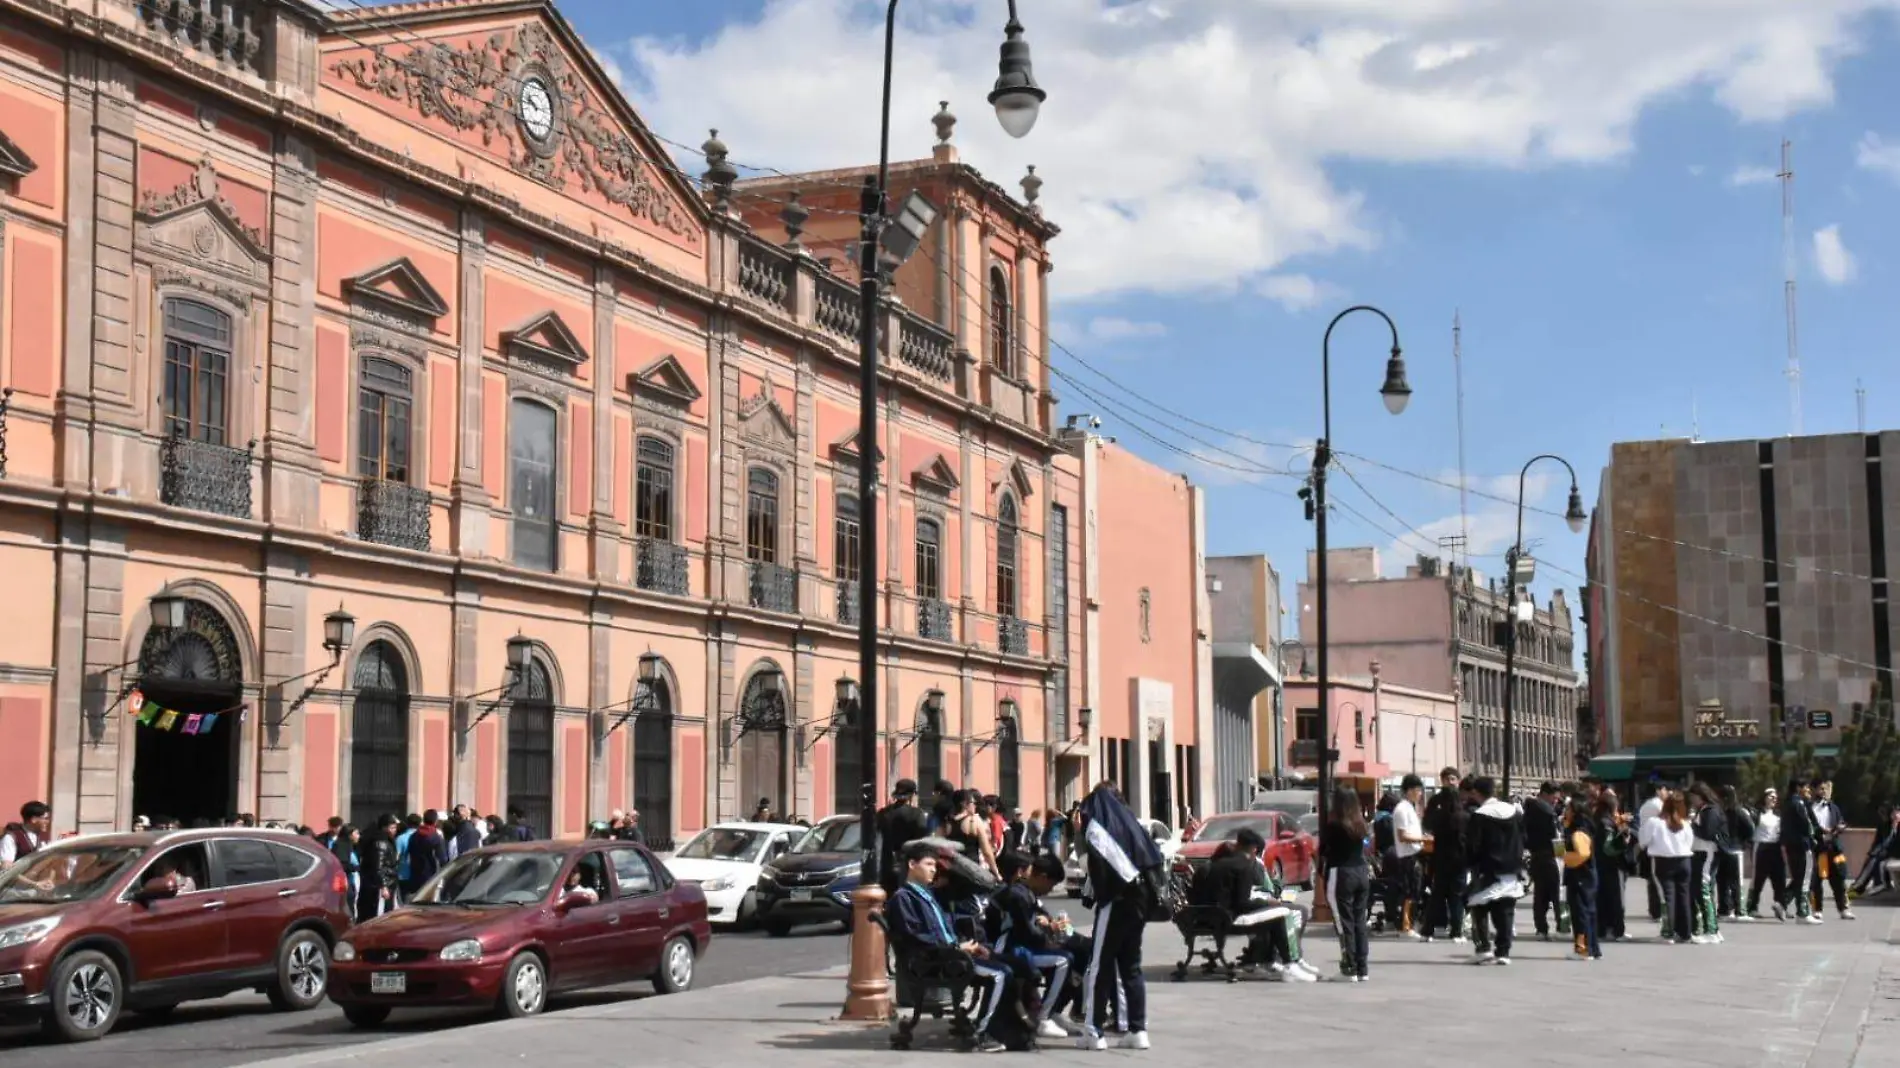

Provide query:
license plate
left=790, top=888, right=814, bottom=900
left=370, top=972, right=406, bottom=994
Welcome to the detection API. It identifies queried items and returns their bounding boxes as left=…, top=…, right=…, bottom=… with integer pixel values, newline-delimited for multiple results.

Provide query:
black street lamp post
left=1500, top=454, right=1588, bottom=799
left=844, top=0, right=1045, bottom=1023
left=1303, top=306, right=1410, bottom=918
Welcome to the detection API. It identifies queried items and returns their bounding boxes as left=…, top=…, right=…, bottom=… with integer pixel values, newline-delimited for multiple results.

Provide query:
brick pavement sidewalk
left=247, top=899, right=1900, bottom=1068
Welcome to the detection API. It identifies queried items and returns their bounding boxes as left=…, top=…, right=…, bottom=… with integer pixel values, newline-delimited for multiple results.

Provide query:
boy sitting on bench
left=891, top=841, right=1017, bottom=1052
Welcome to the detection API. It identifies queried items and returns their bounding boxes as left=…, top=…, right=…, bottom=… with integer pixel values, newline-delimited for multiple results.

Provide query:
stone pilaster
left=587, top=601, right=611, bottom=818
left=958, top=422, right=976, bottom=632
left=89, top=67, right=137, bottom=414
left=793, top=349, right=817, bottom=614
left=58, top=46, right=100, bottom=490
left=791, top=633, right=815, bottom=821
left=449, top=578, right=481, bottom=805
left=713, top=622, right=737, bottom=821
left=451, top=211, right=491, bottom=555
left=958, top=663, right=975, bottom=776
left=714, top=324, right=744, bottom=601
left=264, top=134, right=322, bottom=529
left=59, top=517, right=127, bottom=834
left=882, top=645, right=902, bottom=784
left=257, top=547, right=311, bottom=825
left=589, top=266, right=620, bottom=580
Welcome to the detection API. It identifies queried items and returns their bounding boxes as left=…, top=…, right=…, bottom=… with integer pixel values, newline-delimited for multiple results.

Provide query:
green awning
left=1589, top=740, right=1838, bottom=780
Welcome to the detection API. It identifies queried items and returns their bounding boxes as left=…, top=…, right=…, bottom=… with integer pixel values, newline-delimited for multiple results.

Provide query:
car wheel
left=763, top=918, right=792, bottom=938
left=266, top=930, right=330, bottom=1012
left=652, top=936, right=695, bottom=995
left=735, top=890, right=758, bottom=930
left=496, top=953, right=548, bottom=1019
left=343, top=1004, right=391, bottom=1029
left=43, top=950, right=122, bottom=1042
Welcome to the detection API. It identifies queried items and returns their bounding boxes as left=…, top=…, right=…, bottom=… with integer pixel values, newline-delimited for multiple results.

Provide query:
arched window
left=915, top=518, right=942, bottom=601
left=632, top=673, right=674, bottom=850
left=635, top=436, right=675, bottom=542
left=995, top=495, right=1019, bottom=618
left=834, top=492, right=860, bottom=582
left=988, top=266, right=1013, bottom=377
left=746, top=468, right=779, bottom=563
left=507, top=658, right=555, bottom=838
left=161, top=298, right=232, bottom=444
left=357, top=357, right=413, bottom=483
left=996, top=711, right=1020, bottom=809
left=349, top=640, right=410, bottom=825
left=510, top=399, right=558, bottom=571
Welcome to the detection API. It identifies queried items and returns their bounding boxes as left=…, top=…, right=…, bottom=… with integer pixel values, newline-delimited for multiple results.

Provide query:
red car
left=0, top=829, right=350, bottom=1042
left=1174, top=811, right=1317, bottom=889
left=328, top=840, right=709, bottom=1026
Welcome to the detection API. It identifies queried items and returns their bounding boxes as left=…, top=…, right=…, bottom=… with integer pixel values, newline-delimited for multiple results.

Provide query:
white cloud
left=1813, top=224, right=1857, bottom=285
left=589, top=46, right=626, bottom=88
left=1727, top=164, right=1778, bottom=186
left=1085, top=316, right=1168, bottom=341
left=624, top=1, right=1883, bottom=300
left=1257, top=273, right=1342, bottom=312
left=1857, top=132, right=1900, bottom=182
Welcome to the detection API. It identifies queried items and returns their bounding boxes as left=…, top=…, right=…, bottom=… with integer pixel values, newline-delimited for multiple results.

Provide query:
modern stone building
left=1296, top=548, right=1582, bottom=789
left=0, top=0, right=1210, bottom=842
left=1584, top=432, right=1895, bottom=783
left=1207, top=553, right=1286, bottom=812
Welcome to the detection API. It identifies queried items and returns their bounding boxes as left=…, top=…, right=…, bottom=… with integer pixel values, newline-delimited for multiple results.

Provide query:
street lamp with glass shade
left=150, top=592, right=188, bottom=632
left=1076, top=705, right=1093, bottom=736
left=835, top=677, right=861, bottom=726
left=637, top=651, right=662, bottom=688
left=1380, top=351, right=1413, bottom=415
left=321, top=606, right=356, bottom=661
left=505, top=633, right=534, bottom=677
left=1564, top=486, right=1589, bottom=534
left=988, top=2, right=1046, bottom=139
left=1499, top=453, right=1586, bottom=797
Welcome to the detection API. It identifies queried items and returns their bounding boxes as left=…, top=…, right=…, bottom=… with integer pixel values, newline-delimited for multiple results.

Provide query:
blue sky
left=549, top=1, right=1900, bottom=631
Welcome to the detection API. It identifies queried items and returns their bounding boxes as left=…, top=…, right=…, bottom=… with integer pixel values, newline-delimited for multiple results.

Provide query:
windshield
left=1298, top=813, right=1320, bottom=835
left=413, top=851, right=563, bottom=906
left=676, top=828, right=767, bottom=862
left=1197, top=815, right=1273, bottom=844
left=0, top=846, right=145, bottom=904
left=793, top=819, right=861, bottom=854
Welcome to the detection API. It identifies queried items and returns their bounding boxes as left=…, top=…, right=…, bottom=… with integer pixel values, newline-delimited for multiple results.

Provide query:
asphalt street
left=0, top=923, right=855, bottom=1068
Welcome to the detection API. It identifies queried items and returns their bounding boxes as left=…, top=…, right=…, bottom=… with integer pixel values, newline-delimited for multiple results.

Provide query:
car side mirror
left=136, top=876, right=179, bottom=902
left=557, top=890, right=592, bottom=912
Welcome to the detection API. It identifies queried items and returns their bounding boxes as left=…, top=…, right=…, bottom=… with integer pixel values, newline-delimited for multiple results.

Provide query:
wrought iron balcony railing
left=356, top=478, right=431, bottom=552
left=999, top=615, right=1029, bottom=656
left=161, top=432, right=253, bottom=518
left=637, top=538, right=691, bottom=596
left=748, top=560, right=798, bottom=614
left=836, top=578, right=860, bottom=627
left=917, top=598, right=954, bottom=642
left=136, top=0, right=267, bottom=76
left=0, top=387, right=11, bottom=479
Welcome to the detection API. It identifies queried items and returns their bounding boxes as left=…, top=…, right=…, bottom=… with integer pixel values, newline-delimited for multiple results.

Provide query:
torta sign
left=1690, top=698, right=1760, bottom=741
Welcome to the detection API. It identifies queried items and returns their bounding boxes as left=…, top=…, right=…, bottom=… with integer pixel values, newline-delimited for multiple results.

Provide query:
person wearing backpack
left=1719, top=785, right=1755, bottom=922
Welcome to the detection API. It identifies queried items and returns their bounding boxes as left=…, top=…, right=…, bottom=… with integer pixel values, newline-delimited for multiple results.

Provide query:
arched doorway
left=349, top=640, right=410, bottom=826
left=132, top=599, right=244, bottom=826
left=736, top=668, right=788, bottom=821
left=508, top=659, right=555, bottom=838
left=632, top=674, right=674, bottom=849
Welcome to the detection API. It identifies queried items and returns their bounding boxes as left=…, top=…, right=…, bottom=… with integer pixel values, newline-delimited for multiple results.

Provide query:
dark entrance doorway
left=632, top=676, right=674, bottom=850
left=349, top=641, right=411, bottom=826
left=1148, top=738, right=1171, bottom=824
left=132, top=599, right=244, bottom=826
left=916, top=720, right=943, bottom=796
left=832, top=719, right=863, bottom=819
left=736, top=670, right=787, bottom=821
left=508, top=659, right=555, bottom=838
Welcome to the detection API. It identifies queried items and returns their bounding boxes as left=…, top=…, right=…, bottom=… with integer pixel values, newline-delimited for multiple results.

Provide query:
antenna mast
left=1779, top=140, right=1802, bottom=438
left=1453, top=311, right=1470, bottom=568
left=1857, top=379, right=1867, bottom=433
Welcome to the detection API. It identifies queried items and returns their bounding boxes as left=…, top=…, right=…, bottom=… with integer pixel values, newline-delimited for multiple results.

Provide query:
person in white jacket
left=1745, top=788, right=1785, bottom=920
left=1639, top=795, right=1695, bottom=944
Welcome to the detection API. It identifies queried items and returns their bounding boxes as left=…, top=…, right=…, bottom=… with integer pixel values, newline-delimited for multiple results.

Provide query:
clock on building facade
left=517, top=74, right=558, bottom=151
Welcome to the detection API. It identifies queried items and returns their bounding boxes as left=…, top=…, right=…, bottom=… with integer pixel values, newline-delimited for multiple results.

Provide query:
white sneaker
left=1117, top=1031, right=1150, bottom=1051
left=1494, top=957, right=1512, bottom=966
left=1472, top=953, right=1497, bottom=966
left=1689, top=935, right=1711, bottom=945
left=1292, top=959, right=1320, bottom=977
left=1452, top=936, right=1470, bottom=945
left=1803, top=915, right=1824, bottom=925
left=1038, top=1019, right=1070, bottom=1040
left=1840, top=910, right=1857, bottom=921
left=1712, top=932, right=1725, bottom=943
left=1285, top=966, right=1317, bottom=983
left=1399, top=930, right=1423, bottom=940
left=1077, top=1031, right=1107, bottom=1051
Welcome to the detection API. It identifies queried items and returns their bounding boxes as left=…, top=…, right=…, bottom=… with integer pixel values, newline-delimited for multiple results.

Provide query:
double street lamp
left=1499, top=455, right=1587, bottom=798
left=843, top=0, right=1047, bottom=1024
left=1303, top=306, right=1411, bottom=919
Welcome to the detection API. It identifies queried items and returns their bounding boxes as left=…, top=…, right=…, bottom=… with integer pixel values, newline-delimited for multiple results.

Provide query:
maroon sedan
left=328, top=840, right=709, bottom=1026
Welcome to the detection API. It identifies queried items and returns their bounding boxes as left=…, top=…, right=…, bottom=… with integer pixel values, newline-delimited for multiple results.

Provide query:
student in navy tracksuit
left=1075, top=783, right=1162, bottom=1052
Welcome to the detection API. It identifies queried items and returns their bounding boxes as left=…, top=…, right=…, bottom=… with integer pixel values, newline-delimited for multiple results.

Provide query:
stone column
left=58, top=517, right=128, bottom=835
left=794, top=349, right=817, bottom=613
left=712, top=320, right=744, bottom=602
left=589, top=265, right=620, bottom=581
left=588, top=601, right=611, bottom=820
left=257, top=548, right=311, bottom=824
left=263, top=134, right=322, bottom=529
left=712, top=624, right=737, bottom=823
left=958, top=420, right=975, bottom=637
left=451, top=211, right=491, bottom=556
left=448, top=578, right=481, bottom=808
left=792, top=634, right=815, bottom=820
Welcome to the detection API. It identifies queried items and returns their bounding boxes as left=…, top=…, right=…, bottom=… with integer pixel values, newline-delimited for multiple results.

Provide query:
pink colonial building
left=0, top=0, right=1205, bottom=843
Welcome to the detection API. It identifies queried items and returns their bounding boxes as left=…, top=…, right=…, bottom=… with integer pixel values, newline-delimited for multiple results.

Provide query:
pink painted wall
left=475, top=718, right=499, bottom=815
left=568, top=401, right=593, bottom=520
left=813, top=740, right=832, bottom=820
left=1280, top=679, right=1394, bottom=780
left=611, top=414, right=632, bottom=525
left=481, top=376, right=504, bottom=497
left=6, top=235, right=58, bottom=398
left=0, top=697, right=47, bottom=820
left=422, top=718, right=449, bottom=811
left=428, top=359, right=456, bottom=489
left=561, top=723, right=585, bottom=836
left=1295, top=562, right=1454, bottom=694
left=314, top=327, right=346, bottom=463
left=304, top=711, right=338, bottom=827
left=1094, top=444, right=1198, bottom=743
left=0, top=81, right=61, bottom=211
left=680, top=731, right=705, bottom=832
left=315, top=212, right=457, bottom=341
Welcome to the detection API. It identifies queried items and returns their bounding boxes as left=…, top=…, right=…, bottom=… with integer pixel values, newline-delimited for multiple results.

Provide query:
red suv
left=0, top=829, right=351, bottom=1041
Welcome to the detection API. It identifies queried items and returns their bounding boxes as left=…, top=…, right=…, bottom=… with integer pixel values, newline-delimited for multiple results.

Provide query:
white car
left=659, top=821, right=804, bottom=927
left=1064, top=818, right=1181, bottom=894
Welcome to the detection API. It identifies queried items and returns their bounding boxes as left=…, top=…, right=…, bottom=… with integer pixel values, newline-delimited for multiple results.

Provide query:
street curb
left=238, top=966, right=855, bottom=1068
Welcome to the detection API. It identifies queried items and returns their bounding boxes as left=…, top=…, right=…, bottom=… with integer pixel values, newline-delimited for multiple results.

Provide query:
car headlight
left=0, top=916, right=60, bottom=952
left=438, top=939, right=483, bottom=962
left=333, top=941, right=357, bottom=962
left=700, top=877, right=735, bottom=892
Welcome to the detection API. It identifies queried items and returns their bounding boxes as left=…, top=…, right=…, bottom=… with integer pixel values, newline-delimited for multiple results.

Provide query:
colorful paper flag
left=198, top=712, right=219, bottom=734
left=155, top=709, right=179, bottom=731
left=138, top=700, right=162, bottom=726
left=182, top=714, right=203, bottom=736
left=128, top=689, right=145, bottom=717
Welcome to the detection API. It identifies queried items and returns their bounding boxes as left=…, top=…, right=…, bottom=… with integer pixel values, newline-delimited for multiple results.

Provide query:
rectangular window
left=356, top=357, right=413, bottom=483
left=915, top=519, right=942, bottom=600
left=161, top=297, right=233, bottom=445
left=1049, top=505, right=1069, bottom=660
left=834, top=495, right=861, bottom=582
left=1295, top=707, right=1320, bottom=744
left=746, top=468, right=779, bottom=563
left=510, top=399, right=558, bottom=571
left=635, top=437, right=675, bottom=542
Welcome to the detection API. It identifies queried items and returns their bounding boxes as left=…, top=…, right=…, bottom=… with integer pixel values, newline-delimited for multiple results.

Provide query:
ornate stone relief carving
left=738, top=376, right=795, bottom=453
left=153, top=265, right=252, bottom=309
left=136, top=154, right=267, bottom=254
left=0, top=128, right=37, bottom=180
left=328, top=23, right=698, bottom=243
left=352, top=326, right=424, bottom=361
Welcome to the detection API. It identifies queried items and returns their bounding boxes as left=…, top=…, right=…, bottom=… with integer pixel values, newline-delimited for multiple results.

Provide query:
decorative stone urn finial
left=933, top=100, right=957, bottom=145
left=780, top=191, right=809, bottom=252
left=702, top=129, right=737, bottom=208
left=1020, top=164, right=1042, bottom=212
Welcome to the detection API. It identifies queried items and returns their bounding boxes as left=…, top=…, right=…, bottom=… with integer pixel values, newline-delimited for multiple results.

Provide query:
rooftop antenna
left=1453, top=311, right=1470, bottom=569
left=1857, top=379, right=1867, bottom=433
left=1779, top=140, right=1802, bottom=438
left=1691, top=393, right=1702, bottom=443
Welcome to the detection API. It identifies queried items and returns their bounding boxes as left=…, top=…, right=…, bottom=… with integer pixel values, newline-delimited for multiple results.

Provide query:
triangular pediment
left=739, top=382, right=796, bottom=449
left=502, top=311, right=589, bottom=369
left=136, top=156, right=269, bottom=264
left=913, top=453, right=961, bottom=494
left=0, top=128, right=36, bottom=181
left=1004, top=457, right=1035, bottom=499
left=629, top=355, right=701, bottom=407
left=830, top=429, right=884, bottom=466
left=345, top=257, right=450, bottom=323
left=321, top=5, right=707, bottom=246
left=140, top=200, right=270, bottom=276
